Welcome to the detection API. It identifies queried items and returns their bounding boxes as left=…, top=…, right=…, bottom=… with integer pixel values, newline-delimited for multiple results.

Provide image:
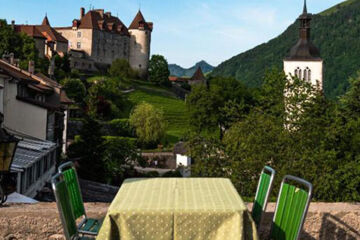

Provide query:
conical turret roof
left=42, top=15, right=50, bottom=26
left=129, top=10, right=152, bottom=30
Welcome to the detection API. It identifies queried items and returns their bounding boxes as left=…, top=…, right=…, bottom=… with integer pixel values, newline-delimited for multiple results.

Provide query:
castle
left=283, top=0, right=323, bottom=90
left=55, top=8, right=153, bottom=76
left=15, top=8, right=153, bottom=77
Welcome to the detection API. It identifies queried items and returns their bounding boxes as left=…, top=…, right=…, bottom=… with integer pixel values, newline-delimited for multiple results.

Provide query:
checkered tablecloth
left=97, top=178, right=258, bottom=240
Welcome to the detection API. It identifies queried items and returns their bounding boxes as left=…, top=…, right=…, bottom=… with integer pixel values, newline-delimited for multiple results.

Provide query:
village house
left=0, top=55, right=72, bottom=198
left=13, top=16, right=68, bottom=59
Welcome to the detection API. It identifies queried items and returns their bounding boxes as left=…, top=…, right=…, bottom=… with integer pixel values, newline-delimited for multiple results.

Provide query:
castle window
left=77, top=31, right=82, bottom=38
left=77, top=42, right=81, bottom=49
left=139, top=64, right=142, bottom=68
left=308, top=69, right=311, bottom=81
left=304, top=69, right=308, bottom=81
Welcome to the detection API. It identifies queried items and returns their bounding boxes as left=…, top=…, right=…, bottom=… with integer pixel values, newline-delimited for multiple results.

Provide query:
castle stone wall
left=129, top=29, right=151, bottom=77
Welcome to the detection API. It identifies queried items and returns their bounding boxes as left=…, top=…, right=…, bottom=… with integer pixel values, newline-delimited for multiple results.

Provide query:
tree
left=86, top=78, right=124, bottom=120
left=67, top=116, right=105, bottom=182
left=340, top=71, right=360, bottom=119
left=129, top=102, right=167, bottom=146
left=148, top=55, right=170, bottom=86
left=186, top=85, right=222, bottom=133
left=102, top=137, right=141, bottom=185
left=62, top=78, right=86, bottom=103
left=0, top=20, right=39, bottom=67
left=108, top=59, right=137, bottom=80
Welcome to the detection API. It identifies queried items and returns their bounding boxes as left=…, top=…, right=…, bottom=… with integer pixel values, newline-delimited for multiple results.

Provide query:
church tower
left=128, top=11, right=153, bottom=78
left=283, top=0, right=323, bottom=90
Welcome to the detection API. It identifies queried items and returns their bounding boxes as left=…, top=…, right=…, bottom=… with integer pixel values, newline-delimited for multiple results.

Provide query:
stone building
left=283, top=0, right=323, bottom=90
left=14, top=16, right=68, bottom=59
left=55, top=8, right=153, bottom=76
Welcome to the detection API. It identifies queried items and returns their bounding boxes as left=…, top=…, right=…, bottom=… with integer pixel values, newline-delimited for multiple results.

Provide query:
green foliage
left=0, top=20, right=38, bottom=63
left=129, top=102, right=167, bottom=146
left=54, top=54, right=71, bottom=79
left=86, top=77, right=124, bottom=120
left=101, top=136, right=141, bottom=184
left=186, top=84, right=222, bottom=133
left=149, top=55, right=171, bottom=86
left=108, top=119, right=134, bottom=137
left=189, top=69, right=360, bottom=202
left=128, top=88, right=188, bottom=145
left=212, top=0, right=360, bottom=98
left=108, top=59, right=137, bottom=80
left=62, top=78, right=86, bottom=103
left=186, top=76, right=255, bottom=135
left=67, top=116, right=105, bottom=182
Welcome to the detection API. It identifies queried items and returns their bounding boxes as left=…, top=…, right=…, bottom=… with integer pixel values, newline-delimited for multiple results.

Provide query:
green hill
left=212, top=0, right=360, bottom=98
left=125, top=82, right=188, bottom=145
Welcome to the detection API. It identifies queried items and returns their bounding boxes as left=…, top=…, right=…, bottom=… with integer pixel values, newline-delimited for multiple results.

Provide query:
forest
left=212, top=0, right=360, bottom=99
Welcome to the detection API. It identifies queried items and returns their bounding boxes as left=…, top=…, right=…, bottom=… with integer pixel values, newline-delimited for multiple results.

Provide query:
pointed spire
left=42, top=15, right=50, bottom=26
left=303, top=0, right=307, bottom=14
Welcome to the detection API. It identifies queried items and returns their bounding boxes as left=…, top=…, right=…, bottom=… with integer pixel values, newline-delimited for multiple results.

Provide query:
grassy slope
left=126, top=82, right=188, bottom=146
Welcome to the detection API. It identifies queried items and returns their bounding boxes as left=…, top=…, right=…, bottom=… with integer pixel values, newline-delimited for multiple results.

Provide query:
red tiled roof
left=76, top=9, right=129, bottom=35
left=129, top=10, right=152, bottom=31
left=14, top=25, right=46, bottom=39
left=191, top=67, right=206, bottom=81
left=38, top=18, right=68, bottom=43
left=42, top=16, right=50, bottom=26
left=15, top=16, right=68, bottom=43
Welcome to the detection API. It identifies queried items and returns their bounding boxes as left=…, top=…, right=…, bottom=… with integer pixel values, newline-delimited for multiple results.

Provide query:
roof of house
left=190, top=67, right=206, bottom=81
left=14, top=16, right=68, bottom=43
left=11, top=137, right=56, bottom=171
left=42, top=16, right=50, bottom=26
left=0, top=59, right=68, bottom=109
left=14, top=25, right=46, bottom=39
left=60, top=90, right=74, bottom=104
left=73, top=9, right=129, bottom=35
left=129, top=10, right=153, bottom=31
left=37, top=17, right=68, bottom=43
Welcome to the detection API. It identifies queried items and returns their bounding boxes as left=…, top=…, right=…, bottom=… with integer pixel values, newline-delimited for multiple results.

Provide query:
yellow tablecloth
left=97, top=178, right=258, bottom=240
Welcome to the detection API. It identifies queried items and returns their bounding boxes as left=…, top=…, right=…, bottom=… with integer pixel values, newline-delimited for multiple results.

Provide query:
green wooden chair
left=269, top=175, right=313, bottom=240
left=52, top=173, right=94, bottom=240
left=58, top=162, right=102, bottom=236
left=252, top=166, right=276, bottom=227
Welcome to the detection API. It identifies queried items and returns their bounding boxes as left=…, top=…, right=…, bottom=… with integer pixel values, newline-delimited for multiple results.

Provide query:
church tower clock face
left=283, top=0, right=323, bottom=90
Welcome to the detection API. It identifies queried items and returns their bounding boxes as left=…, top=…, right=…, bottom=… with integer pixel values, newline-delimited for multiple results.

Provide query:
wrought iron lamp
left=0, top=115, right=19, bottom=204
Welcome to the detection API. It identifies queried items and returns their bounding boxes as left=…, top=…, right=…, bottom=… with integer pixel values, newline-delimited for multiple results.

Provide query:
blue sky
left=0, top=0, right=343, bottom=67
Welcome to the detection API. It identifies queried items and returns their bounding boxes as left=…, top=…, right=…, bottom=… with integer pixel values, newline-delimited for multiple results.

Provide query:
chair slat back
left=252, top=166, right=275, bottom=226
left=60, top=162, right=86, bottom=219
left=52, top=173, right=78, bottom=240
left=270, top=175, right=312, bottom=240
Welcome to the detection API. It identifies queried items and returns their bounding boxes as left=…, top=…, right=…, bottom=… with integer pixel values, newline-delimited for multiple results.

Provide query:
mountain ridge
left=211, top=0, right=360, bottom=98
left=169, top=60, right=214, bottom=77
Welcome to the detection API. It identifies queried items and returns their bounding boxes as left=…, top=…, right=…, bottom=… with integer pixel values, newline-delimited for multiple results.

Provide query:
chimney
left=28, top=60, right=35, bottom=74
left=80, top=7, right=85, bottom=19
left=11, top=20, right=15, bottom=30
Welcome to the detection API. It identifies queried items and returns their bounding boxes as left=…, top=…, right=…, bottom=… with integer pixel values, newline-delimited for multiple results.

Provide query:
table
left=97, top=178, right=258, bottom=240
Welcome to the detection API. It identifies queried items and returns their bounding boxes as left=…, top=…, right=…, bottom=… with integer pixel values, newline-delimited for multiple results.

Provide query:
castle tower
left=283, top=0, right=323, bottom=90
left=128, top=11, right=153, bottom=78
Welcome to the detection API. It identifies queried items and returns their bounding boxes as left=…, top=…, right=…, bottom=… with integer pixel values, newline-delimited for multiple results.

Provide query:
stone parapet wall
left=0, top=202, right=359, bottom=239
